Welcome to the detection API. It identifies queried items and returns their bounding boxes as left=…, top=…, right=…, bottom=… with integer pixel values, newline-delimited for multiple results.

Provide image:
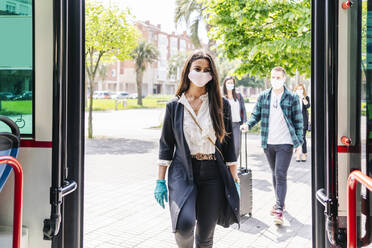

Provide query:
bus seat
left=0, top=116, right=21, bottom=192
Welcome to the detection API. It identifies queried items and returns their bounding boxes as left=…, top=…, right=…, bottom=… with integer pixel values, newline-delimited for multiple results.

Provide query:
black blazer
left=302, top=96, right=310, bottom=130
left=159, top=97, right=240, bottom=232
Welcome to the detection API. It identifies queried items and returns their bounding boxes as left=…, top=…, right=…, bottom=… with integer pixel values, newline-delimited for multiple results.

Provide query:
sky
left=100, top=0, right=208, bottom=42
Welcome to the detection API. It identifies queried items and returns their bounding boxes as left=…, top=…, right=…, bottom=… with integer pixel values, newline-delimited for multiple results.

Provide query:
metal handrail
left=0, top=156, right=23, bottom=248
left=347, top=170, right=372, bottom=248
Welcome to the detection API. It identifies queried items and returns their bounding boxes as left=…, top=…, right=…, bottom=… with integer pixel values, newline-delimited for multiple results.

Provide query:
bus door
left=42, top=0, right=85, bottom=247
left=313, top=1, right=372, bottom=247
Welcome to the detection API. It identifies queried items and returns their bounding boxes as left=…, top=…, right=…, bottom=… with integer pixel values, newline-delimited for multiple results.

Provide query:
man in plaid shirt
left=241, top=66, right=303, bottom=225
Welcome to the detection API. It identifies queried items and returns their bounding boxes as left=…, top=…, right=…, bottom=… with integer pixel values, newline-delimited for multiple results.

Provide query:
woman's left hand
left=235, top=181, right=241, bottom=197
left=303, top=98, right=308, bottom=105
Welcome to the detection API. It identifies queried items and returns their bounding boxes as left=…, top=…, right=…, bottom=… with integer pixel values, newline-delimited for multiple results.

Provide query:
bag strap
left=184, top=107, right=225, bottom=160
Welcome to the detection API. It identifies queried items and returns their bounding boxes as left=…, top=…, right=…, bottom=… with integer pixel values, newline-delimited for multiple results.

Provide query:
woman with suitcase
left=222, top=76, right=247, bottom=159
left=154, top=50, right=240, bottom=247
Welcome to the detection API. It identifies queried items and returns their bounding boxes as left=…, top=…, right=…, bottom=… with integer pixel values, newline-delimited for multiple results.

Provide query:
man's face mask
left=271, top=79, right=285, bottom=90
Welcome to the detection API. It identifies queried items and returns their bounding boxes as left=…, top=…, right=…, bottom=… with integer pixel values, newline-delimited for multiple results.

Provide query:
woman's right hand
left=154, top=179, right=168, bottom=208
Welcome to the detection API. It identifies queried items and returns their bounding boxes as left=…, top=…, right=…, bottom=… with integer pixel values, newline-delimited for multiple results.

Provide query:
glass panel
left=0, top=0, right=33, bottom=135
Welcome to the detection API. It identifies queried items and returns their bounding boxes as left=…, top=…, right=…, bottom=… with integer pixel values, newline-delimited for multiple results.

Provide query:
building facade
left=98, top=20, right=195, bottom=96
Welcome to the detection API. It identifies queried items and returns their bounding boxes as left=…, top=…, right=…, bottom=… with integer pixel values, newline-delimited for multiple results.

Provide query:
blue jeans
left=264, top=144, right=293, bottom=209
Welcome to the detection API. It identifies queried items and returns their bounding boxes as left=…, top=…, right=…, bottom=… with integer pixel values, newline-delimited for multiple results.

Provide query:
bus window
left=0, top=0, right=33, bottom=135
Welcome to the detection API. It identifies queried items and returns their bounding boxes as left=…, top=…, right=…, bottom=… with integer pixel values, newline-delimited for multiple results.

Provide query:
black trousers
left=302, top=129, right=307, bottom=154
left=175, top=159, right=225, bottom=248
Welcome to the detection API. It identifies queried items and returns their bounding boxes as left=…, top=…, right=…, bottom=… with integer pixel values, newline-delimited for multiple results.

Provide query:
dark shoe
left=301, top=154, right=307, bottom=162
left=296, top=159, right=301, bottom=162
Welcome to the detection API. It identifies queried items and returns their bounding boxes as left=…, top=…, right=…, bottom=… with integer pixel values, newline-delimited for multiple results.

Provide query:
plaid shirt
left=247, top=87, right=304, bottom=149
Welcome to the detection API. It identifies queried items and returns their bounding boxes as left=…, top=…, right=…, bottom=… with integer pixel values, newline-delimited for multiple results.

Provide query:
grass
left=0, top=100, right=32, bottom=115
left=86, top=95, right=173, bottom=111
left=248, top=97, right=257, bottom=103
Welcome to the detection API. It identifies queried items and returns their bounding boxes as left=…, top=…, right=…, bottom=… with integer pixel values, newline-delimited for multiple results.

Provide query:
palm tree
left=132, top=40, right=159, bottom=105
left=175, top=0, right=215, bottom=51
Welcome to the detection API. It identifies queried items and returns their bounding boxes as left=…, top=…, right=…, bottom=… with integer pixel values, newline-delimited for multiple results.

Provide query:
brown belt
left=191, top=153, right=216, bottom=160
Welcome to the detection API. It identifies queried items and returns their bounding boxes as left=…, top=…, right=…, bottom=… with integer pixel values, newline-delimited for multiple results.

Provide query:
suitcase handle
left=239, top=131, right=248, bottom=170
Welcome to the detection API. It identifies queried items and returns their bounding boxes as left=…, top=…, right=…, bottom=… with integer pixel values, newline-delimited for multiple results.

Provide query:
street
left=84, top=109, right=312, bottom=248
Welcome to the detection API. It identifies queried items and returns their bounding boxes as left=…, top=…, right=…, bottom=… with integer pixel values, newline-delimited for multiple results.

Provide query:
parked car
left=93, top=91, right=112, bottom=99
left=13, top=91, right=32, bottom=100
left=112, top=91, right=129, bottom=99
left=0, top=92, right=15, bottom=100
left=128, top=93, right=146, bottom=99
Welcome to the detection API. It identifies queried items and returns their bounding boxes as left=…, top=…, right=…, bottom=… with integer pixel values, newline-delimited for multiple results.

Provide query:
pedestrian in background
left=154, top=50, right=240, bottom=248
left=293, top=83, right=310, bottom=162
left=241, top=66, right=303, bottom=225
left=223, top=76, right=247, bottom=159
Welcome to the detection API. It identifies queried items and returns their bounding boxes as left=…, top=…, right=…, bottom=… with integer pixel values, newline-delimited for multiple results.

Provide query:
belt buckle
left=194, top=153, right=216, bottom=160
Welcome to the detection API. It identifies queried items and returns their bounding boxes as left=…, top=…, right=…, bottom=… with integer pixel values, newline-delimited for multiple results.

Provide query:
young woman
left=293, top=83, right=310, bottom=162
left=223, top=76, right=247, bottom=159
left=154, top=50, right=240, bottom=247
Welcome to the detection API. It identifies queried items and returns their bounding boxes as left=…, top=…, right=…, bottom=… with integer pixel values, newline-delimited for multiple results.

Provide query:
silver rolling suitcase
left=238, top=131, right=253, bottom=216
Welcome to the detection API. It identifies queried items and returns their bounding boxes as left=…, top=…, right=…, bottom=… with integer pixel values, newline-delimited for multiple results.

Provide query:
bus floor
left=84, top=134, right=311, bottom=248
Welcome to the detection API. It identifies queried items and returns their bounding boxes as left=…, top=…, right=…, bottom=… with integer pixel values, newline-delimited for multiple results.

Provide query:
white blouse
left=227, top=98, right=241, bottom=123
left=158, top=93, right=237, bottom=167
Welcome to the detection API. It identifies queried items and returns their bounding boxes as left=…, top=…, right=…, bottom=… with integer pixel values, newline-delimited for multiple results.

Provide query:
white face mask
left=226, top=84, right=234, bottom=90
left=271, top=79, right=285, bottom=90
left=188, top=70, right=212, bottom=87
left=296, top=89, right=304, bottom=95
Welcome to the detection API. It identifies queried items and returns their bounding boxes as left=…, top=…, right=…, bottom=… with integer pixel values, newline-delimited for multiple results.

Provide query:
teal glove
left=235, top=182, right=240, bottom=197
left=154, top=179, right=168, bottom=208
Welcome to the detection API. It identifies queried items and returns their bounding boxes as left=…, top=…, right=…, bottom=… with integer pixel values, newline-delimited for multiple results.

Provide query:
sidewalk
left=84, top=133, right=312, bottom=248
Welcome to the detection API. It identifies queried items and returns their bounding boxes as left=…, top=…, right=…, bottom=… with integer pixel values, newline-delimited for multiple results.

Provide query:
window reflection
left=0, top=0, right=33, bottom=134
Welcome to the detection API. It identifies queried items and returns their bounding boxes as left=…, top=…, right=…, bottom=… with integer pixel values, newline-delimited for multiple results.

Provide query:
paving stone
left=84, top=131, right=312, bottom=247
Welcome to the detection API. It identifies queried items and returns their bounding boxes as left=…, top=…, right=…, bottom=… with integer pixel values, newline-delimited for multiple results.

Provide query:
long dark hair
left=223, top=76, right=238, bottom=101
left=175, top=50, right=226, bottom=142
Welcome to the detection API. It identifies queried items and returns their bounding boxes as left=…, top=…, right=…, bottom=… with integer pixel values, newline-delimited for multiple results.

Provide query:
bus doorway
left=312, top=0, right=372, bottom=247
left=4, top=0, right=372, bottom=247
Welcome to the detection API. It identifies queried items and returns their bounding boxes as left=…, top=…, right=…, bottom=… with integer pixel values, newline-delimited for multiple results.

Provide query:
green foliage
left=202, top=0, right=311, bottom=78
left=85, top=3, right=139, bottom=66
left=0, top=100, right=32, bottom=115
left=215, top=54, right=239, bottom=84
left=168, top=52, right=189, bottom=79
left=132, top=40, right=159, bottom=72
left=175, top=0, right=204, bottom=48
left=236, top=76, right=265, bottom=89
left=86, top=95, right=173, bottom=111
left=85, top=2, right=140, bottom=138
left=132, top=40, right=159, bottom=105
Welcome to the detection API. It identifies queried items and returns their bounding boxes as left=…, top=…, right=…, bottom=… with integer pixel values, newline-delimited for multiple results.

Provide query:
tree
left=168, top=52, right=188, bottom=81
left=85, top=3, right=139, bottom=138
left=236, top=76, right=265, bottom=89
left=175, top=0, right=215, bottom=51
left=97, top=63, right=109, bottom=88
left=214, top=54, right=240, bottom=84
left=202, top=0, right=311, bottom=78
left=132, top=40, right=159, bottom=105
